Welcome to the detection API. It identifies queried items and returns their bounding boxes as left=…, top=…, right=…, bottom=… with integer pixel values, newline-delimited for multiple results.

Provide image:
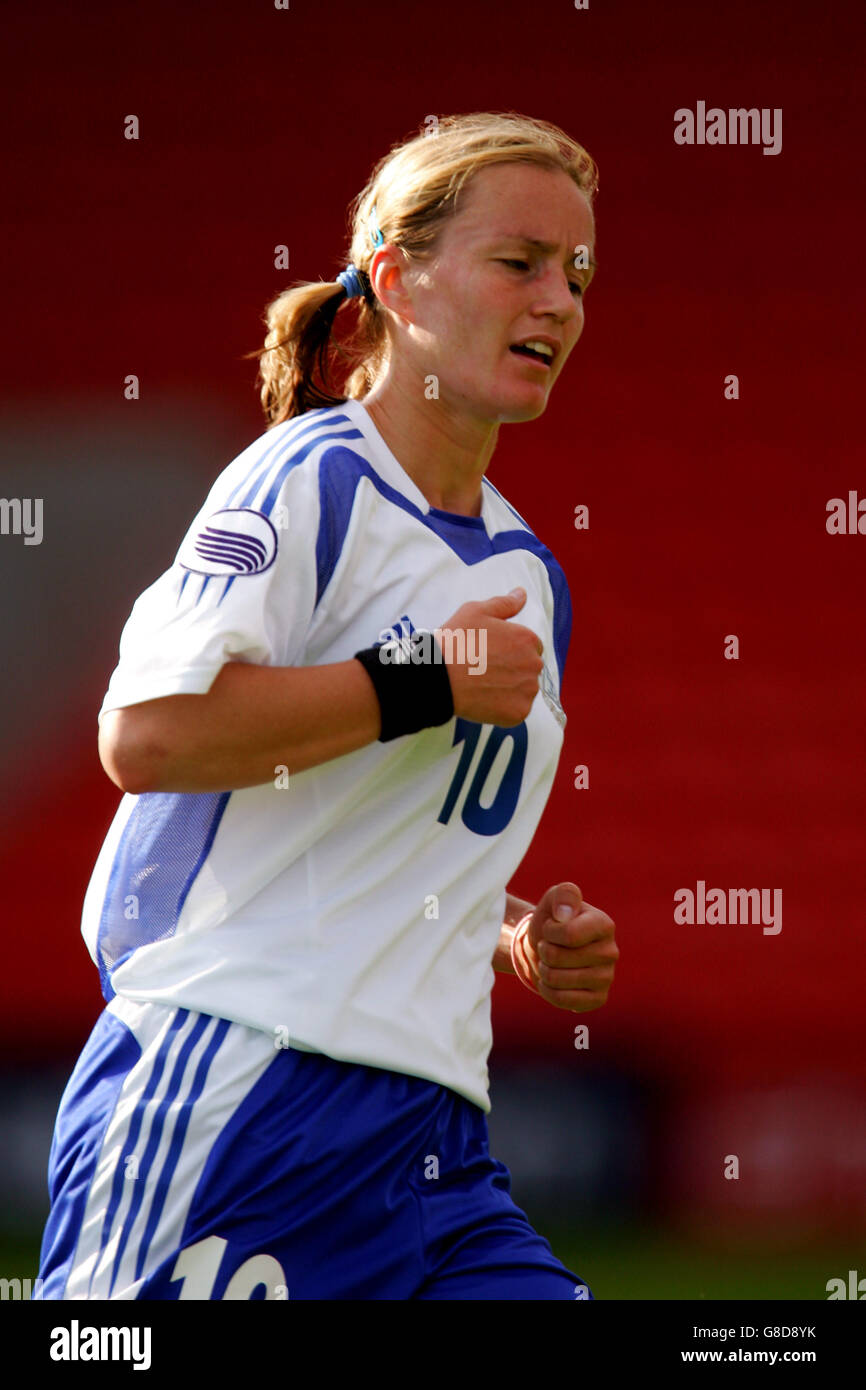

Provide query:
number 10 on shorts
left=172, top=1236, right=288, bottom=1300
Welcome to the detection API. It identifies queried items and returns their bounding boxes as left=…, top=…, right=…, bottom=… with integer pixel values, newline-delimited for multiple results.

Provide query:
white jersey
left=82, top=398, right=572, bottom=1112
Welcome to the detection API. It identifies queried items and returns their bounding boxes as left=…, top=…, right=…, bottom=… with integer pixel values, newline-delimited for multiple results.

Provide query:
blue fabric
left=37, top=1010, right=143, bottom=1299
left=38, top=1007, right=593, bottom=1301
left=95, top=791, right=231, bottom=1002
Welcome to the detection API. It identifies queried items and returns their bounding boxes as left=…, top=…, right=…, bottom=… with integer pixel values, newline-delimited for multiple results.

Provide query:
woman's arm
left=99, top=658, right=382, bottom=794
left=99, top=588, right=545, bottom=795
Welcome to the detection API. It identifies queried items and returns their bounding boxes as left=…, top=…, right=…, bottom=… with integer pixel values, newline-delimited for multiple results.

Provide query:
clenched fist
left=439, top=587, right=544, bottom=728
left=512, top=882, right=619, bottom=1012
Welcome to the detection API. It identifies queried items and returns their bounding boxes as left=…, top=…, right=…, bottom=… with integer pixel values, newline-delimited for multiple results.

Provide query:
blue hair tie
left=336, top=265, right=367, bottom=299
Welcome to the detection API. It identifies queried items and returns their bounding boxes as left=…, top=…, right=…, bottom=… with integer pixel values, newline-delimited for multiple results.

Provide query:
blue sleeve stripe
left=223, top=407, right=333, bottom=509
left=209, top=418, right=362, bottom=608
left=173, top=412, right=339, bottom=608
left=255, top=425, right=362, bottom=517
left=233, top=415, right=360, bottom=512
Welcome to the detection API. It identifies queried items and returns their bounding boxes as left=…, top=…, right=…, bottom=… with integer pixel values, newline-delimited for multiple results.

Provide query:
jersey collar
left=340, top=398, right=493, bottom=533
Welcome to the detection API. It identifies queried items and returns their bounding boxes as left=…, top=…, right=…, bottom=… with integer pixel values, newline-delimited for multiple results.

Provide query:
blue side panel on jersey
left=37, top=1008, right=143, bottom=1299
left=314, top=446, right=573, bottom=683
left=95, top=792, right=232, bottom=1002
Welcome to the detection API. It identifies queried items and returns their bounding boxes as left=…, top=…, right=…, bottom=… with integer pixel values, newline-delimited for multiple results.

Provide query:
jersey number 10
left=437, top=718, right=528, bottom=836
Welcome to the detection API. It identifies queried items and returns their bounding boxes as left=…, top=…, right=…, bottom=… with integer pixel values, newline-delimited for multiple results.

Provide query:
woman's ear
left=369, top=246, right=415, bottom=322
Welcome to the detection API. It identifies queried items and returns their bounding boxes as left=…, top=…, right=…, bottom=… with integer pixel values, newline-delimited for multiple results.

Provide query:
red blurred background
left=1, top=0, right=864, bottom=1254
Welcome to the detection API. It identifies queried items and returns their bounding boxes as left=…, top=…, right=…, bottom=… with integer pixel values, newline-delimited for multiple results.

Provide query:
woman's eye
left=500, top=260, right=585, bottom=297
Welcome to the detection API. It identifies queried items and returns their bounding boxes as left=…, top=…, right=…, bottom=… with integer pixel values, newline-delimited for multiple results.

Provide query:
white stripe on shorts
left=63, top=997, right=278, bottom=1300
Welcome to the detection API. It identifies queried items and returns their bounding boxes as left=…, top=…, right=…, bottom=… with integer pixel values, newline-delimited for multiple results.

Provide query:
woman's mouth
left=509, top=339, right=556, bottom=370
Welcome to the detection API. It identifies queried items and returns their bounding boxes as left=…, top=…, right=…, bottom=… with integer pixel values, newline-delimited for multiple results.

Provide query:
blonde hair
left=246, top=111, right=599, bottom=427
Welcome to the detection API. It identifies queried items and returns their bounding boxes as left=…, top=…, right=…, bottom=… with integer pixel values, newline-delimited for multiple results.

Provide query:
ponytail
left=242, top=277, right=382, bottom=427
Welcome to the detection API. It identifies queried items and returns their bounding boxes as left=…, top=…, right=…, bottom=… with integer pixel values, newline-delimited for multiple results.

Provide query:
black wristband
left=354, top=629, right=455, bottom=742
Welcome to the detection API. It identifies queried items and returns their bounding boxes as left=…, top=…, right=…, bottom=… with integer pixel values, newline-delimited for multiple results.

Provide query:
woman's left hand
left=515, top=882, right=619, bottom=1012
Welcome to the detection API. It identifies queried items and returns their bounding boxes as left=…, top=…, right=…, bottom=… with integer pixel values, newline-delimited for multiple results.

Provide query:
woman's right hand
left=437, top=587, right=544, bottom=727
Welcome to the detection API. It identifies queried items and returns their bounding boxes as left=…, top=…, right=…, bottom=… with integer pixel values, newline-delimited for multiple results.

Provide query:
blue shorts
left=37, top=997, right=593, bottom=1300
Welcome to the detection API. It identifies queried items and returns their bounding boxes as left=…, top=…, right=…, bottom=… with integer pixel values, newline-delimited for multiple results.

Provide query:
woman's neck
left=360, top=379, right=499, bottom=518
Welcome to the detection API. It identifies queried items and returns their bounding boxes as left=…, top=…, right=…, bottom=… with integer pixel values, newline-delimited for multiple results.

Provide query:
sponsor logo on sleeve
left=177, top=507, right=278, bottom=577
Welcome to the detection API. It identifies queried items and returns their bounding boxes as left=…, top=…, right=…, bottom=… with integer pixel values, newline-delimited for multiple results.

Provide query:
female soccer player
left=37, top=111, right=619, bottom=1301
